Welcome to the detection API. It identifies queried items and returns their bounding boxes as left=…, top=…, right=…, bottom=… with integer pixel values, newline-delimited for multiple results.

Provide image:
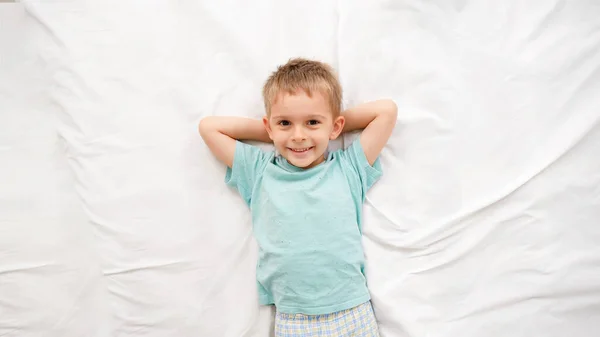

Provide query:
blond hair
left=262, top=58, right=342, bottom=116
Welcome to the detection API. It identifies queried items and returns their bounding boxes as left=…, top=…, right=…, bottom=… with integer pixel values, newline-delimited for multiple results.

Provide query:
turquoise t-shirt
left=225, top=138, right=382, bottom=314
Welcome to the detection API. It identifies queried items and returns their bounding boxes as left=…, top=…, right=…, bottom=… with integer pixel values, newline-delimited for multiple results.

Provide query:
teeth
left=291, top=147, right=310, bottom=152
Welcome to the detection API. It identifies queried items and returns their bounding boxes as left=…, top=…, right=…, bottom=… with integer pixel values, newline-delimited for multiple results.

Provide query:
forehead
left=270, top=90, right=331, bottom=118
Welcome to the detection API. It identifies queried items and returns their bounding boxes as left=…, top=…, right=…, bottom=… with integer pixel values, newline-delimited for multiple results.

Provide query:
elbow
left=381, top=99, right=398, bottom=120
left=198, top=116, right=215, bottom=138
left=387, top=99, right=398, bottom=116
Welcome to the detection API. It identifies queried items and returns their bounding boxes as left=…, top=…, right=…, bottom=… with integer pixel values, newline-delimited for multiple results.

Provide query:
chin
left=292, top=156, right=325, bottom=169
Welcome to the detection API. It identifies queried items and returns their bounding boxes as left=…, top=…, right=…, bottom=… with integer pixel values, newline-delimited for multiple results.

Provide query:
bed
left=1, top=1, right=599, bottom=336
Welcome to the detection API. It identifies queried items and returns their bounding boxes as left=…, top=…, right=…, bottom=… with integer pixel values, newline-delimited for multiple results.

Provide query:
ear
left=263, top=116, right=274, bottom=140
left=329, top=115, right=345, bottom=140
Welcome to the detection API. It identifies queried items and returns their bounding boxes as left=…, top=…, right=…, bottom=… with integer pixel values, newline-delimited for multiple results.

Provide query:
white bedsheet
left=1, top=1, right=599, bottom=336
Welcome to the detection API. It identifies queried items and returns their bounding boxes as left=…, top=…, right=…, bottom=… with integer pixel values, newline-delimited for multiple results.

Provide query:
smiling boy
left=199, top=58, right=397, bottom=336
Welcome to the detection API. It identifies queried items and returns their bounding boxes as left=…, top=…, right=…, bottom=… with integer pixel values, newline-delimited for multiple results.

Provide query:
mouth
left=288, top=146, right=314, bottom=153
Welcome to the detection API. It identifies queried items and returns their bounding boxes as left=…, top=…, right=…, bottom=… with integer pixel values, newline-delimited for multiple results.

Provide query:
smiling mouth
left=288, top=147, right=314, bottom=153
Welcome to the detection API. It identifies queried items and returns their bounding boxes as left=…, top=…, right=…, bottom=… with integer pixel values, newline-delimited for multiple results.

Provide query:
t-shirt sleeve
left=224, top=141, right=272, bottom=207
left=341, top=137, right=383, bottom=202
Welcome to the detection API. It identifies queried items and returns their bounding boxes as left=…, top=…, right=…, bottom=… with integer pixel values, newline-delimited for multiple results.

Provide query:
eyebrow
left=272, top=114, right=327, bottom=120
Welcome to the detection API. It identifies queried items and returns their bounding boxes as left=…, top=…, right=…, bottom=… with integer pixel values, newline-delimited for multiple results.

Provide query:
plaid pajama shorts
left=274, top=301, right=380, bottom=337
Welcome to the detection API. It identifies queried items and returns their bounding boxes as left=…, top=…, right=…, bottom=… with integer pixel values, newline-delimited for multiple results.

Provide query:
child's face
left=263, top=90, right=344, bottom=169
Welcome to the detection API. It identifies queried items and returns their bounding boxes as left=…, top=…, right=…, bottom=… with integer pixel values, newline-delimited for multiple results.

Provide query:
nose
left=291, top=126, right=307, bottom=142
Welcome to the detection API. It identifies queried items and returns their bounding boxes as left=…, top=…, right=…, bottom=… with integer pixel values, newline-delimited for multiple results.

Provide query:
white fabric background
left=1, top=1, right=599, bottom=336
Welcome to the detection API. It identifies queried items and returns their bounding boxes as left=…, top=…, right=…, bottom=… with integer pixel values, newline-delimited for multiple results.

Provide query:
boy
left=199, top=58, right=397, bottom=336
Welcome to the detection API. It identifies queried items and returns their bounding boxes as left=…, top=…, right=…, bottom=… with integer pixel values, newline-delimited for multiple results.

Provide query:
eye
left=278, top=120, right=290, bottom=126
left=307, top=120, right=320, bottom=126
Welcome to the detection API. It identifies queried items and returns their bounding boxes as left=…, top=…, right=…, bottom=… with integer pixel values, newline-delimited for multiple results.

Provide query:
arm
left=198, top=116, right=271, bottom=168
left=342, top=99, right=398, bottom=165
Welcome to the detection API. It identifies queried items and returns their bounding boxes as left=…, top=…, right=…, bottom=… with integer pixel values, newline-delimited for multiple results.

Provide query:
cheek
left=318, top=128, right=333, bottom=140
left=270, top=131, right=287, bottom=143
